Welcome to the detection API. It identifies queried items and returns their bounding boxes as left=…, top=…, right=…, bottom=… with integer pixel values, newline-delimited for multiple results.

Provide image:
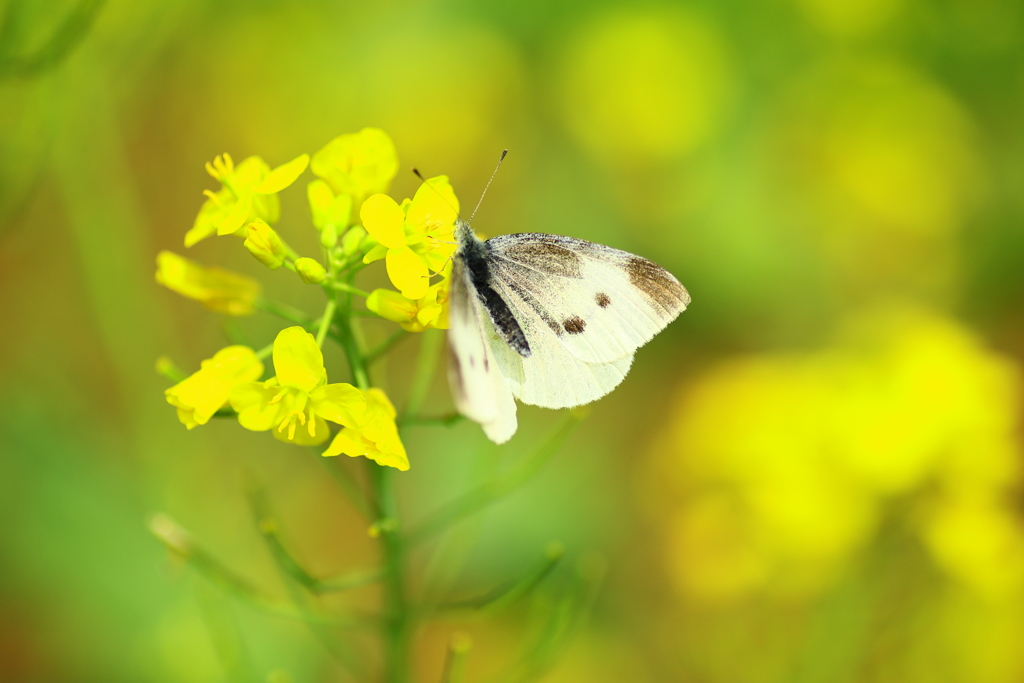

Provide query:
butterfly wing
left=484, top=284, right=634, bottom=408
left=485, top=233, right=690, bottom=365
left=447, top=256, right=518, bottom=443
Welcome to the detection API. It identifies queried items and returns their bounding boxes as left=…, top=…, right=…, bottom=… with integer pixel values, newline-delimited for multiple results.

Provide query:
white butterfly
left=447, top=220, right=690, bottom=443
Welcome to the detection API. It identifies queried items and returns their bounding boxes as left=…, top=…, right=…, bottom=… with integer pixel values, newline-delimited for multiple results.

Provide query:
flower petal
left=155, top=251, right=261, bottom=316
left=386, top=246, right=430, bottom=300
left=322, top=429, right=368, bottom=457
left=273, top=327, right=326, bottom=393
left=254, top=154, right=309, bottom=194
left=217, top=192, right=253, bottom=236
left=311, top=383, right=366, bottom=428
left=407, top=176, right=459, bottom=231
left=360, top=194, right=408, bottom=249
left=230, top=382, right=283, bottom=432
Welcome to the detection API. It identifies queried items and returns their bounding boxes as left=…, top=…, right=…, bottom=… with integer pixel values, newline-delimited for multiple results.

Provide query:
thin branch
left=406, top=413, right=582, bottom=546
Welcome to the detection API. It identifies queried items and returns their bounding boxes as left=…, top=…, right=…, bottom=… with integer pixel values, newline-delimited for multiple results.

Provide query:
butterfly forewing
left=485, top=272, right=634, bottom=409
left=485, top=234, right=689, bottom=365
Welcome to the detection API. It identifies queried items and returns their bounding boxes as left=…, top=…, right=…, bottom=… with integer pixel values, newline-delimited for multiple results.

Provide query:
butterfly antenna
left=412, top=167, right=462, bottom=219
left=468, top=149, right=507, bottom=225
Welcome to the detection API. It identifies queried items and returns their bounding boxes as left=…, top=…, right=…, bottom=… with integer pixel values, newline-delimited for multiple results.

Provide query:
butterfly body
left=448, top=220, right=689, bottom=443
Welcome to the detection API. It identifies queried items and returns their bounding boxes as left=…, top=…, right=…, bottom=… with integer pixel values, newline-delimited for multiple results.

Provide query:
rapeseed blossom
left=645, top=305, right=1022, bottom=602
left=360, top=176, right=459, bottom=300
left=323, top=388, right=409, bottom=471
left=310, top=128, right=399, bottom=213
left=185, top=153, right=308, bottom=247
left=155, top=250, right=261, bottom=316
left=230, top=327, right=364, bottom=446
left=165, top=346, right=264, bottom=429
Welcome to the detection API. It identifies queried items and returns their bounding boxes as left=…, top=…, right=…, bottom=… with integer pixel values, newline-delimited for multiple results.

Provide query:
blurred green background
left=3, top=0, right=1024, bottom=681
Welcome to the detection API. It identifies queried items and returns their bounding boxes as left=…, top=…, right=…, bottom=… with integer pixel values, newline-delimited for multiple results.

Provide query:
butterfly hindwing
left=447, top=257, right=518, bottom=443
left=485, top=233, right=690, bottom=364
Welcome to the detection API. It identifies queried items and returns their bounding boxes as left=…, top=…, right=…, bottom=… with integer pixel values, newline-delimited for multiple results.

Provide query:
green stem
left=403, top=328, right=444, bottom=418
left=397, top=412, right=465, bottom=428
left=256, top=299, right=314, bottom=326
left=406, top=413, right=582, bottom=547
left=366, top=329, right=411, bottom=366
left=316, top=299, right=337, bottom=348
left=334, top=277, right=411, bottom=682
left=331, top=281, right=370, bottom=297
left=371, top=463, right=411, bottom=683
left=440, top=633, right=472, bottom=683
left=255, top=341, right=274, bottom=360
left=437, top=542, right=564, bottom=618
left=335, top=290, right=369, bottom=391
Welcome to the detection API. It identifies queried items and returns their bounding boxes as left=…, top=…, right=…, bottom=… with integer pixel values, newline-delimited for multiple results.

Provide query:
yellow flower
left=310, top=128, right=399, bottom=212
left=155, top=250, right=261, bottom=316
left=185, top=153, right=309, bottom=247
left=644, top=305, right=1022, bottom=602
left=360, top=176, right=460, bottom=300
left=165, top=346, right=264, bottom=429
left=323, top=388, right=409, bottom=471
left=366, top=276, right=451, bottom=332
left=244, top=220, right=287, bottom=270
left=229, top=327, right=364, bottom=446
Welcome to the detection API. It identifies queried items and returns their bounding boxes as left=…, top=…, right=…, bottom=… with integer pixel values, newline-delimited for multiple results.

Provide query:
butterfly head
left=455, top=220, right=481, bottom=251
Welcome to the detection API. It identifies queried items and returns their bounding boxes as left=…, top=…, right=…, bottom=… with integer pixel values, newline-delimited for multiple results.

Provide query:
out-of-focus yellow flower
left=310, top=128, right=399, bottom=213
left=360, top=176, right=459, bottom=300
left=229, top=327, right=364, bottom=446
left=185, top=153, right=308, bottom=247
left=794, top=0, right=902, bottom=38
left=559, top=9, right=734, bottom=164
left=244, top=220, right=287, bottom=270
left=366, top=276, right=450, bottom=332
left=165, top=346, right=264, bottom=429
left=294, top=257, right=326, bottom=284
left=774, top=60, right=983, bottom=290
left=323, top=388, right=408, bottom=471
left=923, top=494, right=1024, bottom=598
left=155, top=250, right=261, bottom=316
left=645, top=305, right=1022, bottom=602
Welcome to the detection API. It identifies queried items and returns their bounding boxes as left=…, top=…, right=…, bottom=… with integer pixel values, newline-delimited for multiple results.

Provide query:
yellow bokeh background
left=2, top=1, right=1023, bottom=682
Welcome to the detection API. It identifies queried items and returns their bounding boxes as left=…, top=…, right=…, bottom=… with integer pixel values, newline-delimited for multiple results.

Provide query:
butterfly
left=447, top=219, right=690, bottom=443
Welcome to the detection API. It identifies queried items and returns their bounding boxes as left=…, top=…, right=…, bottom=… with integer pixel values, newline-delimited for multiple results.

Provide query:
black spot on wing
left=563, top=316, right=586, bottom=335
left=595, top=292, right=611, bottom=308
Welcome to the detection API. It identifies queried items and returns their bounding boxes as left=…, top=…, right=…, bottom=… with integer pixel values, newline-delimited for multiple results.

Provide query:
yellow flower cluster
left=156, top=128, right=449, bottom=471
left=164, top=328, right=409, bottom=470
left=644, top=305, right=1023, bottom=601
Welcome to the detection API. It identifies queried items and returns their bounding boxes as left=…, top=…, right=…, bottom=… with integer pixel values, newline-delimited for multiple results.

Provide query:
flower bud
left=295, top=257, right=327, bottom=284
left=320, top=222, right=339, bottom=249
left=244, top=220, right=287, bottom=269
left=342, top=225, right=368, bottom=257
